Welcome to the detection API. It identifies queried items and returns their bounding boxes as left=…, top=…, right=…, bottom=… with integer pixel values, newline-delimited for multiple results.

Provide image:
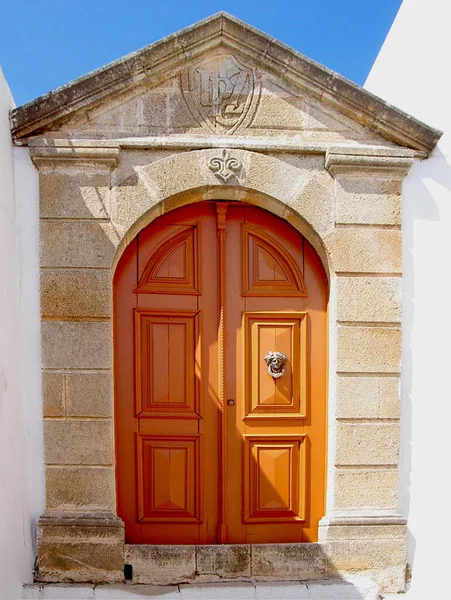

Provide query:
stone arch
left=111, top=149, right=335, bottom=277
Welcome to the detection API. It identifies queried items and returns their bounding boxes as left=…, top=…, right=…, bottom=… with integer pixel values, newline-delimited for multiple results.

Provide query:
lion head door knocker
left=264, top=351, right=288, bottom=379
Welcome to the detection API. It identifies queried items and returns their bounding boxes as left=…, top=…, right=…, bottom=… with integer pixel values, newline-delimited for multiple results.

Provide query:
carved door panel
left=114, top=202, right=327, bottom=545
left=114, top=203, right=220, bottom=544
left=223, top=206, right=327, bottom=543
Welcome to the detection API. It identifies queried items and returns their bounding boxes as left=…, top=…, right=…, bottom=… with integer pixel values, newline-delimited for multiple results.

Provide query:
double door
left=114, top=202, right=327, bottom=544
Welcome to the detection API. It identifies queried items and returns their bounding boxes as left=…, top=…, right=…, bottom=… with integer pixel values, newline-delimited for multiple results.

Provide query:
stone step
left=23, top=578, right=380, bottom=600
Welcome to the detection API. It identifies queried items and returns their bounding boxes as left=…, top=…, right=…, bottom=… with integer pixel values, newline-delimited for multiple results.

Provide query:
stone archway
left=32, top=143, right=411, bottom=591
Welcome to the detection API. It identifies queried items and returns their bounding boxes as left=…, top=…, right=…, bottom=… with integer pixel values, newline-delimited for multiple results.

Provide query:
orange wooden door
left=114, top=203, right=220, bottom=544
left=223, top=205, right=327, bottom=543
left=114, top=202, right=327, bottom=544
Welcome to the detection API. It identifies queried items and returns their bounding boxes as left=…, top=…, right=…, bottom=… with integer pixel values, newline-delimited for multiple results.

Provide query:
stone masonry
left=10, top=13, right=440, bottom=595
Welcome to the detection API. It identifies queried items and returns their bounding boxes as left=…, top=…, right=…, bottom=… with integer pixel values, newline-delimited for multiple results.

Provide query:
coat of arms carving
left=181, top=54, right=259, bottom=134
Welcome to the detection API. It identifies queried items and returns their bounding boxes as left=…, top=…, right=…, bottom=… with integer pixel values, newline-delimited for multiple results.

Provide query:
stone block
left=42, top=321, right=111, bottom=370
left=337, top=277, right=401, bottom=323
left=287, top=172, right=335, bottom=239
left=111, top=177, right=161, bottom=235
left=334, top=469, right=398, bottom=509
left=44, top=420, right=113, bottom=465
left=41, top=269, right=111, bottom=318
left=250, top=544, right=325, bottom=580
left=244, top=152, right=308, bottom=206
left=66, top=372, right=112, bottom=417
left=324, top=538, right=407, bottom=593
left=125, top=545, right=196, bottom=585
left=336, top=376, right=400, bottom=419
left=46, top=467, right=115, bottom=511
left=42, top=372, right=64, bottom=417
left=336, top=423, right=400, bottom=466
left=337, top=326, right=401, bottom=373
left=335, top=177, right=401, bottom=225
left=40, top=170, right=111, bottom=219
left=196, top=545, right=251, bottom=580
left=326, top=229, right=401, bottom=274
left=137, top=151, right=203, bottom=204
left=321, top=523, right=407, bottom=541
left=36, top=514, right=124, bottom=583
left=40, top=221, right=118, bottom=268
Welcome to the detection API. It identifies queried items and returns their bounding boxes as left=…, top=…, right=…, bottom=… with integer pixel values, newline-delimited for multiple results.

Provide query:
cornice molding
left=10, top=13, right=441, bottom=156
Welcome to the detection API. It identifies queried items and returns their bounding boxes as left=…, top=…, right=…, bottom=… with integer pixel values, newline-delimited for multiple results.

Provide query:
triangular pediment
left=10, top=13, right=440, bottom=154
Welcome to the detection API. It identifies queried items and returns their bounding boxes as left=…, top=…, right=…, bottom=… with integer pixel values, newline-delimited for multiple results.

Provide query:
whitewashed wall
left=0, top=69, right=44, bottom=600
left=365, top=0, right=451, bottom=597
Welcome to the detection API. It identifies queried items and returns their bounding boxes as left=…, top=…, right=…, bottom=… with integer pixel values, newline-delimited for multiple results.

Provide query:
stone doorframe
left=33, top=141, right=412, bottom=592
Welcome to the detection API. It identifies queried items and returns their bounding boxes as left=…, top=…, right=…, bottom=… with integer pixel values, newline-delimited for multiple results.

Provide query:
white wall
left=0, top=69, right=44, bottom=600
left=365, top=1, right=451, bottom=597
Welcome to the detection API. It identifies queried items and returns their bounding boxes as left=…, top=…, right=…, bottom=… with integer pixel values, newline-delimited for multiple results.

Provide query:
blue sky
left=0, top=1, right=402, bottom=107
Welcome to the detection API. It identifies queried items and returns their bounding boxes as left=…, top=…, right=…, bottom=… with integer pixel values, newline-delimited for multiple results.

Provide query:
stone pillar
left=320, top=147, right=414, bottom=592
left=31, top=144, right=125, bottom=583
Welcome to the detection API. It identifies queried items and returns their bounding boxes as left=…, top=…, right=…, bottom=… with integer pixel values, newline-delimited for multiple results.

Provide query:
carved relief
left=181, top=54, right=260, bottom=134
left=209, top=149, right=242, bottom=182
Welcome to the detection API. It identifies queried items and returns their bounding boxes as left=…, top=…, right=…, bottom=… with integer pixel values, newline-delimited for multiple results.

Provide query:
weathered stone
left=66, top=371, right=112, bottom=417
left=321, top=523, right=406, bottom=540
left=42, top=372, right=64, bottom=417
left=41, top=269, right=111, bottom=318
left=335, top=177, right=401, bottom=225
left=196, top=545, right=250, bottom=580
left=40, top=221, right=119, bottom=268
left=337, top=326, right=401, bottom=373
left=337, top=376, right=400, bottom=419
left=111, top=176, right=161, bottom=234
left=337, top=277, right=401, bottom=323
left=44, top=420, right=113, bottom=465
left=325, top=147, right=414, bottom=177
left=125, top=545, right=196, bottom=585
left=250, top=544, right=325, bottom=580
left=36, top=514, right=124, bottom=583
left=46, top=467, right=115, bottom=511
left=324, top=538, right=407, bottom=593
left=287, top=171, right=335, bottom=239
left=41, top=321, right=111, bottom=370
left=40, top=170, right=111, bottom=219
left=334, top=469, right=398, bottom=509
left=327, top=229, right=402, bottom=274
left=336, top=423, right=400, bottom=466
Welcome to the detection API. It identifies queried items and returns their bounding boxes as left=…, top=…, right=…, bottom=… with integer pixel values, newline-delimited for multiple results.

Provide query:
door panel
left=115, top=204, right=219, bottom=544
left=114, top=201, right=327, bottom=545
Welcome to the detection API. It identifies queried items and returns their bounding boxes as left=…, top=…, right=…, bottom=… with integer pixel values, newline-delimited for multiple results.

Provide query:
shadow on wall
left=400, top=145, right=451, bottom=584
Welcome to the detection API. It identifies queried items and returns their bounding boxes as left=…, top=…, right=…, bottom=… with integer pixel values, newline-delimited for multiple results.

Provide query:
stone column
left=31, top=143, right=125, bottom=583
left=320, top=147, right=414, bottom=592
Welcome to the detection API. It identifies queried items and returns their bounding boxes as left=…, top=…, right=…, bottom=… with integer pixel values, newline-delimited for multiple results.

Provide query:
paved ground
left=23, top=579, right=381, bottom=600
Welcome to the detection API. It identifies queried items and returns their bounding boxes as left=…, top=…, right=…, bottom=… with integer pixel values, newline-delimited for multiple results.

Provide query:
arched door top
left=111, top=149, right=334, bottom=278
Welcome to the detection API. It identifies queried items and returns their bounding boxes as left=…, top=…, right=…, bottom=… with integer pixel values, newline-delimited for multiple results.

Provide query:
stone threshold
left=126, top=543, right=329, bottom=586
left=24, top=578, right=380, bottom=599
